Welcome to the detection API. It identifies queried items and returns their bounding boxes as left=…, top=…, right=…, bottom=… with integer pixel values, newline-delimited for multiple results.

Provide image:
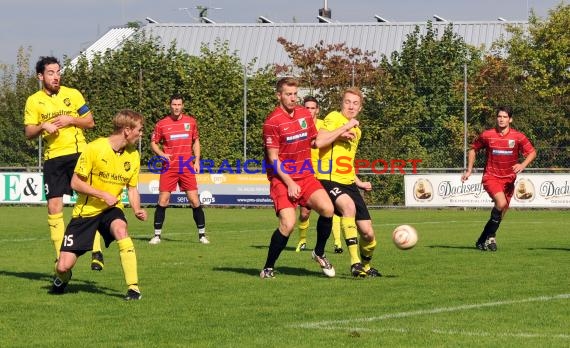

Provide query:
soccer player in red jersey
left=260, top=77, right=344, bottom=278
left=462, top=106, right=536, bottom=251
left=149, top=94, right=209, bottom=245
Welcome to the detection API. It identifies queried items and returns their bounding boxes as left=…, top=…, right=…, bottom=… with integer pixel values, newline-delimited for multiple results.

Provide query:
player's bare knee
left=299, top=207, right=311, bottom=221
left=279, top=220, right=296, bottom=235
left=360, top=230, right=375, bottom=242
left=495, top=201, right=508, bottom=212
left=318, top=202, right=334, bottom=218
left=111, top=226, right=129, bottom=240
left=284, top=224, right=296, bottom=235
left=56, top=262, right=70, bottom=274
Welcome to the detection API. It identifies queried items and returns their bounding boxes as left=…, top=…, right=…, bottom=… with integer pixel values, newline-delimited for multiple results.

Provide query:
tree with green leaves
left=487, top=3, right=570, bottom=169
left=0, top=47, right=39, bottom=167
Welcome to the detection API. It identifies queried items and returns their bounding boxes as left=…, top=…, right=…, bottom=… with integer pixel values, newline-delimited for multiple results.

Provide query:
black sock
left=480, top=207, right=502, bottom=242
left=153, top=205, right=167, bottom=230
left=192, top=206, right=206, bottom=230
left=264, top=229, right=289, bottom=269
left=314, top=215, right=333, bottom=256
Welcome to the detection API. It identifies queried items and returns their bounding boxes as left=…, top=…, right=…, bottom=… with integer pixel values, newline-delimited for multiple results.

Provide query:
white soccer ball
left=392, top=225, right=418, bottom=250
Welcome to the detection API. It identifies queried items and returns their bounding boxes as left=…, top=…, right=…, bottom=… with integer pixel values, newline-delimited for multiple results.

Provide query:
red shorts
left=269, top=175, right=324, bottom=213
left=482, top=176, right=515, bottom=205
left=159, top=168, right=198, bottom=192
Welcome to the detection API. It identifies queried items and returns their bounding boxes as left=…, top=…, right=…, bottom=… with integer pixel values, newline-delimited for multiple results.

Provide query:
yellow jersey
left=72, top=138, right=140, bottom=218
left=316, top=111, right=361, bottom=185
left=24, top=86, right=91, bottom=160
left=311, top=118, right=324, bottom=174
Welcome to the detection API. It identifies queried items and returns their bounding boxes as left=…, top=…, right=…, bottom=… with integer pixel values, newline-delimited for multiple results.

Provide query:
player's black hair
left=170, top=93, right=185, bottom=103
left=303, top=96, right=319, bottom=107
left=35, top=56, right=60, bottom=74
left=496, top=106, right=513, bottom=118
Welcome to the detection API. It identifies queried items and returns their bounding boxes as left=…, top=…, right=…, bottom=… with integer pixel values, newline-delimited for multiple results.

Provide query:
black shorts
left=319, top=180, right=371, bottom=221
left=60, top=207, right=127, bottom=255
left=43, top=153, right=81, bottom=199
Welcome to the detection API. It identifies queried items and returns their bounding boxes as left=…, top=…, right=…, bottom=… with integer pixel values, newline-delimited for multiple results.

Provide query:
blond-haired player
left=51, top=110, right=147, bottom=300
left=316, top=88, right=380, bottom=278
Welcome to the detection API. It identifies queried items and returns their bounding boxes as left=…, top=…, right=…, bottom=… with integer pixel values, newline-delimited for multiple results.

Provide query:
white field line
left=313, top=326, right=570, bottom=339
left=292, top=294, right=570, bottom=330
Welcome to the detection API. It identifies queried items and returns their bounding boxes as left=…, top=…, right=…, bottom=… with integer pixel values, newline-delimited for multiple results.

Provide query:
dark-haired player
left=148, top=94, right=208, bottom=245
left=24, top=56, right=104, bottom=271
left=462, top=106, right=536, bottom=251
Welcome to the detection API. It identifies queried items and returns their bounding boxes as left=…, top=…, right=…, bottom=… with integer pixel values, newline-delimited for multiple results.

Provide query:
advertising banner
left=405, top=173, right=570, bottom=207
left=0, top=172, right=271, bottom=206
left=0, top=172, right=132, bottom=205
left=137, top=173, right=272, bottom=206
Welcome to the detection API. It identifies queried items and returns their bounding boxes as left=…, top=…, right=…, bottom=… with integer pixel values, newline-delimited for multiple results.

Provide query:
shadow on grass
left=213, top=266, right=396, bottom=279
left=0, top=270, right=124, bottom=299
left=214, top=266, right=325, bottom=277
left=426, top=245, right=478, bottom=250
left=249, top=245, right=315, bottom=252
left=131, top=236, right=186, bottom=243
left=528, top=247, right=570, bottom=252
left=44, top=282, right=124, bottom=299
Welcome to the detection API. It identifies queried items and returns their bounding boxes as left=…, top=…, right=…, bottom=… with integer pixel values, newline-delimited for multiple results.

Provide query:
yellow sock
left=359, top=238, right=377, bottom=271
left=298, top=219, right=309, bottom=243
left=48, top=213, right=64, bottom=259
left=341, top=217, right=360, bottom=265
left=332, top=215, right=342, bottom=246
left=118, top=237, right=138, bottom=289
left=92, top=231, right=102, bottom=253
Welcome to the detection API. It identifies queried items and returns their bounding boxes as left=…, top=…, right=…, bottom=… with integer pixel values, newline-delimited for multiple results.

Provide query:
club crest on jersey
left=63, top=98, right=71, bottom=107
left=508, top=140, right=515, bottom=148
left=184, top=123, right=190, bottom=131
left=298, top=118, right=308, bottom=129
left=124, top=162, right=131, bottom=172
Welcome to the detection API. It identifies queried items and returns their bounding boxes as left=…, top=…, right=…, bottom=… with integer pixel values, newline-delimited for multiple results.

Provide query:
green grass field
left=0, top=206, right=568, bottom=347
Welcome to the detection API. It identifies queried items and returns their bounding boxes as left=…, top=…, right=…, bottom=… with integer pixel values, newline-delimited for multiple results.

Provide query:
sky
left=0, top=0, right=564, bottom=67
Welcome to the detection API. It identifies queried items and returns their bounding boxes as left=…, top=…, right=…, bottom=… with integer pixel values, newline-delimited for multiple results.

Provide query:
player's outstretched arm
left=314, top=118, right=359, bottom=149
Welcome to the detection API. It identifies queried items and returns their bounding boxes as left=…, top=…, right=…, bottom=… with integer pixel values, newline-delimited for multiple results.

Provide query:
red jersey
left=151, top=114, right=199, bottom=168
left=472, top=127, right=535, bottom=180
left=263, top=105, right=317, bottom=180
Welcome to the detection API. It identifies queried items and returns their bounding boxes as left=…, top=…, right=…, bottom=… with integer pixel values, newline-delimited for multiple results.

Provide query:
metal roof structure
left=70, top=27, right=136, bottom=66
left=71, top=21, right=525, bottom=71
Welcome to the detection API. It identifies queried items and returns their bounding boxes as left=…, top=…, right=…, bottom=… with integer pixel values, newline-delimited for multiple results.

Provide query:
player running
left=462, top=106, right=536, bottom=251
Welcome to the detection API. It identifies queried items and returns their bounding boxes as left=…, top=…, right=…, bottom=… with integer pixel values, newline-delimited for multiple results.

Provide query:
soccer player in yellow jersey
left=315, top=87, right=380, bottom=278
left=295, top=96, right=343, bottom=254
left=51, top=110, right=148, bottom=300
left=24, top=56, right=104, bottom=271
